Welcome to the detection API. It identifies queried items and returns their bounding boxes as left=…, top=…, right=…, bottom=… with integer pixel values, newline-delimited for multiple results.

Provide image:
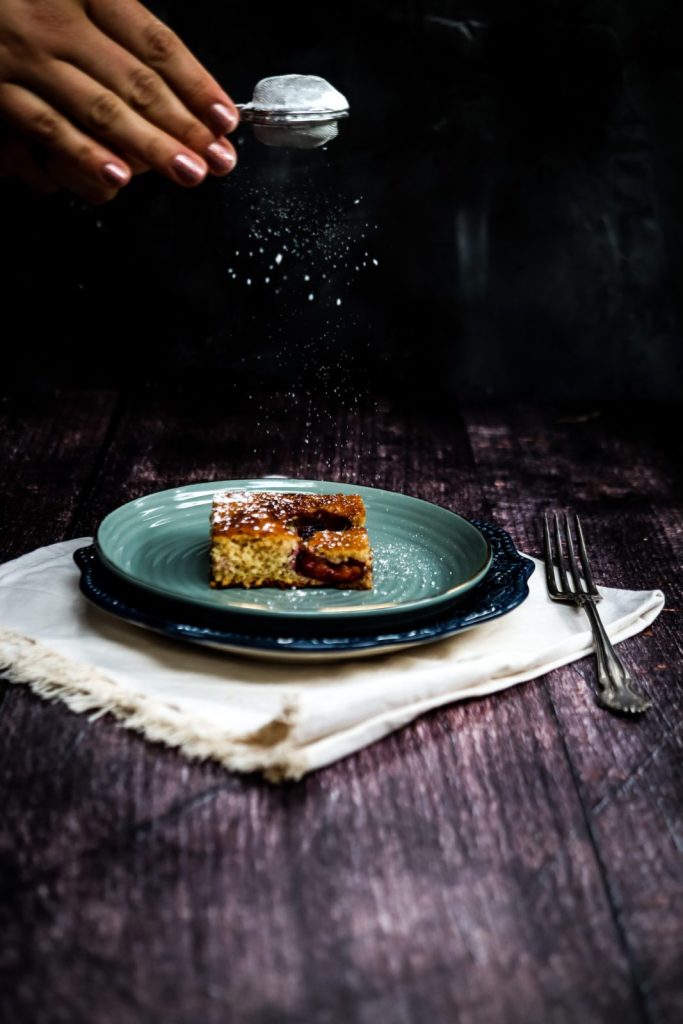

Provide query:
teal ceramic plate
left=96, top=478, right=493, bottom=623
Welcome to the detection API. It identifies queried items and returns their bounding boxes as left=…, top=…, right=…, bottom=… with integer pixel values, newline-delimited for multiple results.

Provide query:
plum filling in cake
left=293, top=512, right=353, bottom=540
left=209, top=491, right=373, bottom=590
left=295, top=549, right=366, bottom=584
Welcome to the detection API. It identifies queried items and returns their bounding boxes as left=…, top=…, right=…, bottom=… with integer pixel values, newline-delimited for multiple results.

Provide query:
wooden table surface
left=1, top=389, right=681, bottom=1024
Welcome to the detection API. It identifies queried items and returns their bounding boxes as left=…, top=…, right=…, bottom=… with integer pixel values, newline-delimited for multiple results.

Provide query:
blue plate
left=75, top=520, right=534, bottom=662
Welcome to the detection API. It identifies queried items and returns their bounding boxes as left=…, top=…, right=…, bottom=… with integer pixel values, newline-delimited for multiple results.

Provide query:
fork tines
left=543, top=512, right=601, bottom=602
left=541, top=511, right=651, bottom=714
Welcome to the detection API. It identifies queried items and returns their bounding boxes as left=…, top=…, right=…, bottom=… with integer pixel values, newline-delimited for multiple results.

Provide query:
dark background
left=3, top=0, right=683, bottom=401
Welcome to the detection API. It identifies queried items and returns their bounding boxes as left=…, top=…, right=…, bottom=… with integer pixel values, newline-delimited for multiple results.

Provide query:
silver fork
left=542, top=513, right=652, bottom=715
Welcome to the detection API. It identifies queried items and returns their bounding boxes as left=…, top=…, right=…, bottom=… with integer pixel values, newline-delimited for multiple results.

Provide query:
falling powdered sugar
left=219, top=178, right=381, bottom=473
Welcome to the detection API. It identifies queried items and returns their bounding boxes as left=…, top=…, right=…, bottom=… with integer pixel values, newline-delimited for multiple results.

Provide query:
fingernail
left=206, top=142, right=237, bottom=173
left=172, top=153, right=206, bottom=185
left=102, top=162, right=130, bottom=186
left=209, top=102, right=239, bottom=133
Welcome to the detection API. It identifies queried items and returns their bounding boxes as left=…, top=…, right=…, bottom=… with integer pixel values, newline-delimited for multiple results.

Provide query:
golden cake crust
left=211, top=491, right=366, bottom=537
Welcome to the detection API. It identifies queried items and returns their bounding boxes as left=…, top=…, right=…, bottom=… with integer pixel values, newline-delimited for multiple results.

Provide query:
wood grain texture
left=0, top=389, right=120, bottom=562
left=1, top=391, right=681, bottom=1024
left=463, top=404, right=683, bottom=1024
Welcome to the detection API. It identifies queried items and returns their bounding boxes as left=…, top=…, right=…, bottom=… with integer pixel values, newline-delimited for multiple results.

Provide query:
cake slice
left=209, top=491, right=373, bottom=590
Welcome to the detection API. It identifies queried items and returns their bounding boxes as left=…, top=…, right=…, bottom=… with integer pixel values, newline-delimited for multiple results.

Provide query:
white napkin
left=0, top=539, right=664, bottom=780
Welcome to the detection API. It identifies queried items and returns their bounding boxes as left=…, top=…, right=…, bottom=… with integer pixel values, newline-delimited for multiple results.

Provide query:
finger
left=24, top=60, right=215, bottom=187
left=42, top=148, right=120, bottom=204
left=0, top=83, right=131, bottom=193
left=127, top=156, right=151, bottom=175
left=61, top=22, right=236, bottom=175
left=86, top=0, right=240, bottom=135
left=0, top=133, right=59, bottom=194
left=0, top=132, right=115, bottom=204
left=108, top=150, right=151, bottom=176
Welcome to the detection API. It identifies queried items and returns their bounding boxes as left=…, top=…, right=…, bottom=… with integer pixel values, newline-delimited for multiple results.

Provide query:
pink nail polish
left=206, top=142, right=237, bottom=172
left=173, top=153, right=206, bottom=185
left=210, top=102, right=238, bottom=133
left=102, top=162, right=130, bottom=186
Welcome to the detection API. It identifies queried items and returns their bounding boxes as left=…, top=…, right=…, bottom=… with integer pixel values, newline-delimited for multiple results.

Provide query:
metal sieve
left=237, top=75, right=350, bottom=150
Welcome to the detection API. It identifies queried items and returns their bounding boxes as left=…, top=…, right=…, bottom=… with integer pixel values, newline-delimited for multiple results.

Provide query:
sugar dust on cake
left=209, top=491, right=373, bottom=590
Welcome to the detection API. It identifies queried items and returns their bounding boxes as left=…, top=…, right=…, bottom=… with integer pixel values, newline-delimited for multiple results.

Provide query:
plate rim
left=95, top=477, right=493, bottom=623
left=77, top=519, right=535, bottom=661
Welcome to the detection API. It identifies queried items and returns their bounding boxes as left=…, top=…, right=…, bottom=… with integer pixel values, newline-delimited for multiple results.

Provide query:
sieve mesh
left=254, top=123, right=341, bottom=150
left=252, top=75, right=347, bottom=113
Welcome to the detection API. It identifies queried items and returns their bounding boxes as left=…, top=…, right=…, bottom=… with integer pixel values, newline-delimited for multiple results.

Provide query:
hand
left=0, top=0, right=240, bottom=204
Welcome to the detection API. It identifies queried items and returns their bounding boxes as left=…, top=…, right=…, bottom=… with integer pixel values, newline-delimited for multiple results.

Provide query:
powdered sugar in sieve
left=238, top=75, right=350, bottom=149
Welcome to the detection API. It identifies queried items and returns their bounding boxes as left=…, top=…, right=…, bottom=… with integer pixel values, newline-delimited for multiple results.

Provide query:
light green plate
left=96, top=478, right=492, bottom=623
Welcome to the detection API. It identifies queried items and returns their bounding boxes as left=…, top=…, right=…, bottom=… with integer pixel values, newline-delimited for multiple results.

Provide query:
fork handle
left=580, top=597, right=631, bottom=695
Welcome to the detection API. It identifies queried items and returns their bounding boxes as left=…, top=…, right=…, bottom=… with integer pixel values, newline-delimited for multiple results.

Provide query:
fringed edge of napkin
left=0, top=628, right=308, bottom=782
